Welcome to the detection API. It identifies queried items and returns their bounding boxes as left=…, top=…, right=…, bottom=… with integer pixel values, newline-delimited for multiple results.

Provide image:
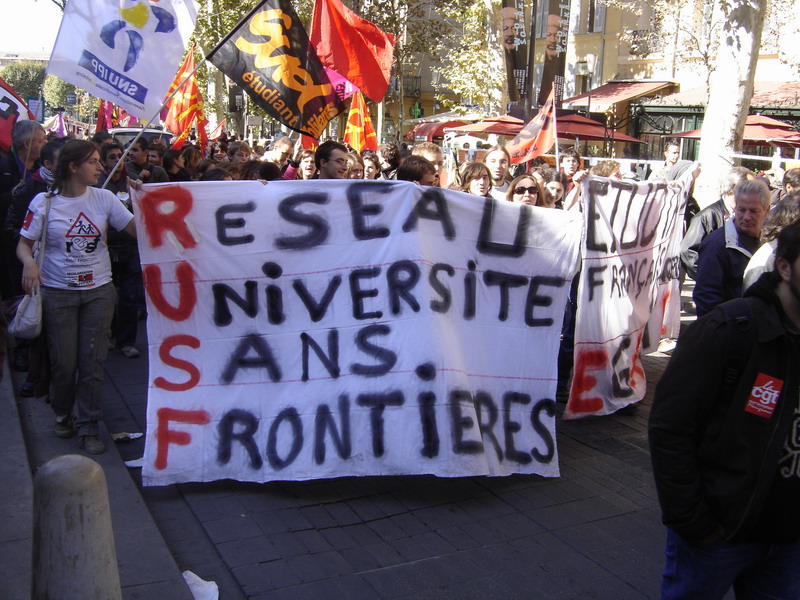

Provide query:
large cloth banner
left=565, top=175, right=690, bottom=419
left=133, top=181, right=581, bottom=485
left=48, top=0, right=198, bottom=119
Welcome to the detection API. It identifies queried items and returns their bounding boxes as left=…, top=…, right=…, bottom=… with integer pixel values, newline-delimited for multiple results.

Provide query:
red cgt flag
left=164, top=45, right=209, bottom=150
left=0, top=76, right=34, bottom=152
left=310, top=0, right=395, bottom=103
left=343, top=91, right=377, bottom=153
left=507, top=85, right=557, bottom=164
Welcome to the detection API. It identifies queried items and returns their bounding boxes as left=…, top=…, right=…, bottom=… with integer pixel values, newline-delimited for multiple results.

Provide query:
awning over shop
left=405, top=120, right=467, bottom=141
left=672, top=114, right=800, bottom=147
left=641, top=82, right=800, bottom=109
left=563, top=81, right=677, bottom=112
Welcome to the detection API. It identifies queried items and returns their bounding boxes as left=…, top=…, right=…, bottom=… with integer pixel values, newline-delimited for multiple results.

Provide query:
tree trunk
left=695, top=0, right=766, bottom=206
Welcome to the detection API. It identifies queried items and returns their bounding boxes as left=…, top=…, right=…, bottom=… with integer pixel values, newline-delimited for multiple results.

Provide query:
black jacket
left=692, top=219, right=759, bottom=317
left=680, top=197, right=729, bottom=279
left=649, top=273, right=799, bottom=543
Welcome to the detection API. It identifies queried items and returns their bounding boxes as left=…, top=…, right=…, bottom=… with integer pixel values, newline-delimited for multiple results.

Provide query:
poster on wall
left=537, top=0, right=570, bottom=106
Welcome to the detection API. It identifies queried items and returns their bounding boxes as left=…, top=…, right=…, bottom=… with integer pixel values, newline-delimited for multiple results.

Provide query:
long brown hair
left=47, top=139, right=100, bottom=197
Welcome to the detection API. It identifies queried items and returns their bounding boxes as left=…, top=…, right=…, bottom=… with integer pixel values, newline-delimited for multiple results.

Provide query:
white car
left=108, top=127, right=174, bottom=148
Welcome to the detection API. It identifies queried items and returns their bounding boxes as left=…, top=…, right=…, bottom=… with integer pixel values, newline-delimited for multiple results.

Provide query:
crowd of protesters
left=3, top=119, right=800, bottom=598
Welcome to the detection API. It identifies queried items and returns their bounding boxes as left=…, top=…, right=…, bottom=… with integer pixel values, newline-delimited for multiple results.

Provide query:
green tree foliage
left=43, top=75, right=76, bottom=110
left=433, top=0, right=505, bottom=113
left=0, top=61, right=46, bottom=102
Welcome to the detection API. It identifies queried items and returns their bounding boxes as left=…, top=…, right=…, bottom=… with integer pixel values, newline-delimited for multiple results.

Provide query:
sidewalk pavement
left=3, top=312, right=691, bottom=599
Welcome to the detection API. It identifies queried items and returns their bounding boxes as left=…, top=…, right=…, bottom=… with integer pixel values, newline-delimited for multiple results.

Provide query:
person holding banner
left=455, top=162, right=493, bottom=198
left=483, top=146, right=512, bottom=202
left=17, top=140, right=137, bottom=455
left=505, top=174, right=544, bottom=206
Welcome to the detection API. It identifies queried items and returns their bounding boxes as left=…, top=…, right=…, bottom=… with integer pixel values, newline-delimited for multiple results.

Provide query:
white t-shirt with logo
left=20, top=187, right=134, bottom=290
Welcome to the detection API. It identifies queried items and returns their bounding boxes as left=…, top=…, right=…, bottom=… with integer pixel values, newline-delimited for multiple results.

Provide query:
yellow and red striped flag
left=164, top=45, right=209, bottom=150
left=343, top=90, right=377, bottom=153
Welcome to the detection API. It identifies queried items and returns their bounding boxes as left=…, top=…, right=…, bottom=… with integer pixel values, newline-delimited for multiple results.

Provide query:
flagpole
left=553, top=83, right=559, bottom=169
left=101, top=50, right=205, bottom=190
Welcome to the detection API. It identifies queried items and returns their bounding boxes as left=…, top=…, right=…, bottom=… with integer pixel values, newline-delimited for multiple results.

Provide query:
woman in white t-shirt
left=17, top=140, right=137, bottom=455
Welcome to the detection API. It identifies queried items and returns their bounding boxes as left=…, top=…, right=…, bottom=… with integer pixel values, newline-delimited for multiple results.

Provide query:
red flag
left=310, top=0, right=395, bottom=103
left=301, top=135, right=318, bottom=150
left=0, top=76, right=34, bottom=152
left=95, top=99, right=108, bottom=134
left=164, top=46, right=209, bottom=150
left=343, top=91, right=377, bottom=153
left=507, top=85, right=557, bottom=164
left=209, top=119, right=226, bottom=141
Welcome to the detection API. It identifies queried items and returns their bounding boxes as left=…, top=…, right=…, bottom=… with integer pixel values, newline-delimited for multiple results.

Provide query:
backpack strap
left=719, top=298, right=756, bottom=398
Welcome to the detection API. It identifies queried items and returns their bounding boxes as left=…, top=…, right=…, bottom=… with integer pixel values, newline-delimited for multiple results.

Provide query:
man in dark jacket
left=649, top=219, right=800, bottom=599
left=680, top=166, right=753, bottom=279
left=692, top=179, right=768, bottom=317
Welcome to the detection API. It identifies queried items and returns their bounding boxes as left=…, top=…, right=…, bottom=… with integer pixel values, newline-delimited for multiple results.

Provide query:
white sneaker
left=120, top=345, right=140, bottom=358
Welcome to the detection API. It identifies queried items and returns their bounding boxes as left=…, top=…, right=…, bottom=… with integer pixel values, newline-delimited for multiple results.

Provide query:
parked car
left=108, top=127, right=174, bottom=148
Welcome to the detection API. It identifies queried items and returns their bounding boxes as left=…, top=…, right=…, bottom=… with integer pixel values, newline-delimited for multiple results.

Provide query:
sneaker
left=54, top=415, right=75, bottom=439
left=120, top=345, right=140, bottom=358
left=20, top=382, right=35, bottom=398
left=79, top=435, right=106, bottom=455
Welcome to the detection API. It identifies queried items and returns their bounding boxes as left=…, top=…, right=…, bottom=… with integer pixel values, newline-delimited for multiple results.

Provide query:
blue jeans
left=661, top=528, right=800, bottom=599
left=41, top=283, right=116, bottom=436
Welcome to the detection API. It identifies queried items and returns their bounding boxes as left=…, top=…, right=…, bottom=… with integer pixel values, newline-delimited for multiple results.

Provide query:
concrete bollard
left=32, top=454, right=122, bottom=600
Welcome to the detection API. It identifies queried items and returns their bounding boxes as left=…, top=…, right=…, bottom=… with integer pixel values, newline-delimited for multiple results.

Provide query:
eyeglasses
left=332, top=158, right=348, bottom=166
left=514, top=186, right=538, bottom=195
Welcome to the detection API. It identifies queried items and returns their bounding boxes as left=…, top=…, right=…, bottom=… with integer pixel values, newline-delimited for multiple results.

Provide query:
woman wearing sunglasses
left=506, top=174, right=546, bottom=207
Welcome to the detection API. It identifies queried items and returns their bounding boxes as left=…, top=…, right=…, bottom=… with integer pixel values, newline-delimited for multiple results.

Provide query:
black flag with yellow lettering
left=207, top=0, right=346, bottom=139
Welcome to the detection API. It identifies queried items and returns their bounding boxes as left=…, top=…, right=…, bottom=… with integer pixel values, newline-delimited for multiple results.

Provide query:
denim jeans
left=661, top=528, right=800, bottom=599
left=41, top=283, right=117, bottom=436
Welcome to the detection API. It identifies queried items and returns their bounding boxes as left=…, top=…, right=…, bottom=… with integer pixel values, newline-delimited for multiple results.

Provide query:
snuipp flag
left=207, top=0, right=345, bottom=139
left=47, top=0, right=199, bottom=119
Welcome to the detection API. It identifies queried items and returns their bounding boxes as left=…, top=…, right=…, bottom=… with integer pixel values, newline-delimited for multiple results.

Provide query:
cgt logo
left=745, top=373, right=784, bottom=418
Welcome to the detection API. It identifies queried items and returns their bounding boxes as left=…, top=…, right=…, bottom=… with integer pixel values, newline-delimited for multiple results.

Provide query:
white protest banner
left=47, top=0, right=198, bottom=119
left=132, top=181, right=581, bottom=485
left=565, top=174, right=692, bottom=419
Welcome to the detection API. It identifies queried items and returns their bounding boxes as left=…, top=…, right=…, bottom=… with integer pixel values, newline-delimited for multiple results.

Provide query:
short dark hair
left=200, top=167, right=232, bottom=181
left=148, top=142, right=167, bottom=158
left=314, top=140, right=347, bottom=169
left=100, top=142, right=124, bottom=163
left=783, top=168, right=800, bottom=191
left=377, top=142, right=400, bottom=168
left=559, top=147, right=580, bottom=165
left=663, top=138, right=680, bottom=151
left=763, top=191, right=800, bottom=243
left=257, top=161, right=282, bottom=181
left=129, top=137, right=148, bottom=152
left=163, top=148, right=183, bottom=172
left=775, top=217, right=800, bottom=267
left=91, top=131, right=113, bottom=145
left=397, top=155, right=435, bottom=182
left=41, top=139, right=67, bottom=165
